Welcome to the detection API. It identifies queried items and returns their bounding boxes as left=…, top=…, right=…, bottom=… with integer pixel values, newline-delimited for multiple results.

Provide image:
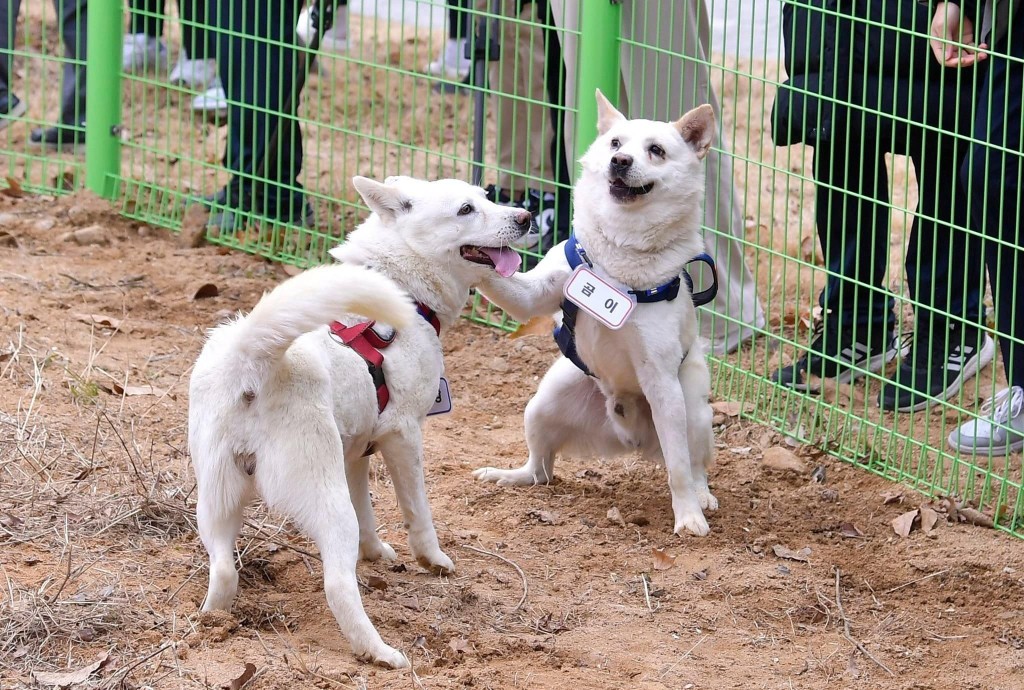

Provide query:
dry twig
left=834, top=568, right=894, bottom=677
left=462, top=544, right=528, bottom=611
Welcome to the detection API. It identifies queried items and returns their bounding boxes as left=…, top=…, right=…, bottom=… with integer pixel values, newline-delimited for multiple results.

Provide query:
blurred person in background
left=426, top=0, right=472, bottom=80
left=0, top=0, right=87, bottom=150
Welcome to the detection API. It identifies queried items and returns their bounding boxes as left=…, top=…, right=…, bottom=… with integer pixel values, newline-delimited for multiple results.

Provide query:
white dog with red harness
left=187, top=175, right=531, bottom=668
left=472, top=90, right=721, bottom=538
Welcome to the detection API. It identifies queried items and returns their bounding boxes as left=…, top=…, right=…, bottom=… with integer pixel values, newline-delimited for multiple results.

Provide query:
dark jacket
left=771, top=0, right=967, bottom=149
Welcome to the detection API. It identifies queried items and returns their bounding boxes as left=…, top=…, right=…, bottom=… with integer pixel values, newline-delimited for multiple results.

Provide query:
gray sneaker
left=948, top=386, right=1024, bottom=456
left=0, top=95, right=27, bottom=132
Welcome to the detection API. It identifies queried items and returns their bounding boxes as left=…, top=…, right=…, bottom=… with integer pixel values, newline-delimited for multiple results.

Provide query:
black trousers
left=0, top=0, right=87, bottom=125
left=961, top=13, right=1024, bottom=388
left=215, top=0, right=306, bottom=220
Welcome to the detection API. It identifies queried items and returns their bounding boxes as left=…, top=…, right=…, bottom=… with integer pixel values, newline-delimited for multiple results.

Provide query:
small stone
left=33, top=218, right=55, bottom=232
left=59, top=225, right=109, bottom=246
left=67, top=205, right=91, bottom=225
left=761, top=447, right=807, bottom=474
left=712, top=412, right=727, bottom=426
left=607, top=506, right=625, bottom=526
left=625, top=513, right=649, bottom=526
left=137, top=225, right=152, bottom=237
left=0, top=212, right=18, bottom=225
left=488, top=357, right=509, bottom=373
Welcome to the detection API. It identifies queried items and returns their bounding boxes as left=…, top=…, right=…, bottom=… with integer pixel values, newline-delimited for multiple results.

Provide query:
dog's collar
left=564, top=233, right=718, bottom=307
left=555, top=233, right=718, bottom=378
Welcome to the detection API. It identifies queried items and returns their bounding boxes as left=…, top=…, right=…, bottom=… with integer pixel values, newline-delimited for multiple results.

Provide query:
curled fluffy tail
left=233, top=263, right=415, bottom=373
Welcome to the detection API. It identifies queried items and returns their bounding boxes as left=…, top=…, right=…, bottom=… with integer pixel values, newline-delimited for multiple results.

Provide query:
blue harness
left=554, top=233, right=719, bottom=377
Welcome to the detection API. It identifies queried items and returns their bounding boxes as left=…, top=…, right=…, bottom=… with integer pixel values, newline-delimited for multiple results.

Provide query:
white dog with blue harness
left=474, top=90, right=722, bottom=537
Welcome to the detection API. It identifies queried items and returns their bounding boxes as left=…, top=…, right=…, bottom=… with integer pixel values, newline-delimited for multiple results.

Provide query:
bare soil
left=3, top=191, right=1024, bottom=690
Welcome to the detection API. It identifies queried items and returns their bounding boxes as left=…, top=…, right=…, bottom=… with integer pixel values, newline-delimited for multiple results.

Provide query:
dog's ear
left=674, top=104, right=715, bottom=160
left=352, top=175, right=411, bottom=224
left=596, top=88, right=626, bottom=136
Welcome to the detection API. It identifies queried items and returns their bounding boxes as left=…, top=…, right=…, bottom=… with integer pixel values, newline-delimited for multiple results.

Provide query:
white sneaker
left=296, top=5, right=348, bottom=53
left=949, top=386, right=1024, bottom=456
left=191, top=82, right=227, bottom=119
left=169, top=53, right=219, bottom=90
left=122, top=33, right=168, bottom=73
left=425, top=38, right=470, bottom=80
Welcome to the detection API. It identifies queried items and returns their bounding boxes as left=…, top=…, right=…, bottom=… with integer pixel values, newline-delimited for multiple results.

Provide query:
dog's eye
left=610, top=138, right=621, bottom=150
left=649, top=144, right=665, bottom=158
left=457, top=203, right=474, bottom=216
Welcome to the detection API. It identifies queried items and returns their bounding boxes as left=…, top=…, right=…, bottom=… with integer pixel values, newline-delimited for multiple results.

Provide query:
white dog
left=188, top=176, right=531, bottom=668
left=473, top=90, right=720, bottom=537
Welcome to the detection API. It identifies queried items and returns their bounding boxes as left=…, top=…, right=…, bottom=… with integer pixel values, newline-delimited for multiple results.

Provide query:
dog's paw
left=363, top=645, right=410, bottom=669
left=697, top=489, right=719, bottom=512
left=673, top=510, right=710, bottom=538
left=416, top=550, right=455, bottom=576
left=359, top=540, right=397, bottom=563
left=473, top=466, right=549, bottom=486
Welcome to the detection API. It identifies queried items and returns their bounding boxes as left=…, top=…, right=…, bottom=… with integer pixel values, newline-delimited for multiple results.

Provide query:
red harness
left=328, top=303, right=441, bottom=413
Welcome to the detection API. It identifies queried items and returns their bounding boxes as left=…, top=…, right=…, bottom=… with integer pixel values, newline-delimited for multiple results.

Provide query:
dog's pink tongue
left=481, top=247, right=522, bottom=277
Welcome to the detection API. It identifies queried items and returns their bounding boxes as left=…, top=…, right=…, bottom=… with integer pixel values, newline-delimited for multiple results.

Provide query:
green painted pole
left=573, top=0, right=621, bottom=180
left=85, top=0, right=123, bottom=199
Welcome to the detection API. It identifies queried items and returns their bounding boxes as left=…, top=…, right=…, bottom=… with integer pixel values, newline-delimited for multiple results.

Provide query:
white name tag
left=563, top=265, right=636, bottom=329
left=427, top=377, right=452, bottom=416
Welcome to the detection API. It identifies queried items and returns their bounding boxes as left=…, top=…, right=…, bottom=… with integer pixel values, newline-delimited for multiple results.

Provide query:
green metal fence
left=2, top=0, right=1022, bottom=536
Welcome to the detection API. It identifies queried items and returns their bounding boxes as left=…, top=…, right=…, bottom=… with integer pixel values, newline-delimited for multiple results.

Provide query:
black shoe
left=0, top=95, right=27, bottom=132
left=878, top=328, right=996, bottom=412
left=29, top=123, right=85, bottom=152
left=516, top=188, right=558, bottom=251
left=772, top=317, right=897, bottom=391
left=484, top=184, right=513, bottom=205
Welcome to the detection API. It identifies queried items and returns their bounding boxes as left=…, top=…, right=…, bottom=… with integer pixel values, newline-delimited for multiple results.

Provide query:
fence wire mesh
left=2, top=0, right=1022, bottom=535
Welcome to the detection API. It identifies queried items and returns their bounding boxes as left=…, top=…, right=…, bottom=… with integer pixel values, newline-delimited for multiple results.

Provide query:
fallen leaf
left=364, top=575, right=388, bottom=591
left=280, top=263, right=303, bottom=277
left=397, top=596, right=420, bottom=611
left=607, top=506, right=625, bottom=526
left=892, top=509, right=920, bottom=538
left=839, top=522, right=865, bottom=538
left=74, top=313, right=125, bottom=332
left=107, top=383, right=168, bottom=398
left=389, top=563, right=407, bottom=573
left=33, top=652, right=110, bottom=687
left=881, top=491, right=904, bottom=505
left=847, top=652, right=861, bottom=679
left=535, top=612, right=569, bottom=633
left=193, top=282, right=220, bottom=299
left=920, top=506, right=940, bottom=533
left=221, top=662, right=256, bottom=690
left=511, top=315, right=555, bottom=339
left=761, top=447, right=808, bottom=474
left=0, top=230, right=18, bottom=247
left=800, top=233, right=819, bottom=264
left=448, top=637, right=470, bottom=654
left=2, top=176, right=24, bottom=198
left=691, top=568, right=709, bottom=581
left=651, top=547, right=677, bottom=571
left=772, top=545, right=811, bottom=562
left=959, top=506, right=995, bottom=529
left=810, top=465, right=827, bottom=483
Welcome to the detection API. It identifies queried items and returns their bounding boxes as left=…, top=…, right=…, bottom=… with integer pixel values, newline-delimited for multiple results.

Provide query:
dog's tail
left=231, top=263, right=416, bottom=386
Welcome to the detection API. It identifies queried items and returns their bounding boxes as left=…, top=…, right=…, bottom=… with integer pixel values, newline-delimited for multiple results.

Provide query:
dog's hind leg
left=262, top=433, right=409, bottom=669
left=375, top=426, right=455, bottom=576
left=475, top=357, right=622, bottom=486
left=345, top=453, right=397, bottom=563
left=196, top=452, right=249, bottom=612
left=680, top=356, right=717, bottom=511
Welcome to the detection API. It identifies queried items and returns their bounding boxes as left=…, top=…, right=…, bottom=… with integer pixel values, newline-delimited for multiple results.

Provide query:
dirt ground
left=3, top=191, right=1024, bottom=690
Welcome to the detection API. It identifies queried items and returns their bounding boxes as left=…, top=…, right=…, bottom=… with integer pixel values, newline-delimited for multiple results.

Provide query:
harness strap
left=554, top=233, right=718, bottom=378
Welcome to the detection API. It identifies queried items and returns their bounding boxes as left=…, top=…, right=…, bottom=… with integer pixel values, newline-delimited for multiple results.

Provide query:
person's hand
left=930, top=2, right=988, bottom=67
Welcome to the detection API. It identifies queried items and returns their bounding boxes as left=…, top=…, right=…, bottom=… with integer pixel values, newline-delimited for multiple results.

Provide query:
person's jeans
left=961, top=13, right=1024, bottom=388
left=215, top=0, right=306, bottom=220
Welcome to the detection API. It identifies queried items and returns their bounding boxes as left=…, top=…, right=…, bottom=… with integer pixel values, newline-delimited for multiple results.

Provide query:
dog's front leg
left=375, top=424, right=455, bottom=575
left=636, top=361, right=710, bottom=537
left=477, top=252, right=569, bottom=323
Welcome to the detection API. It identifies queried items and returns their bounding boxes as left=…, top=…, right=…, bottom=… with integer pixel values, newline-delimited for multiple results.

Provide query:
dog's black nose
left=513, top=209, right=532, bottom=230
left=610, top=153, right=633, bottom=174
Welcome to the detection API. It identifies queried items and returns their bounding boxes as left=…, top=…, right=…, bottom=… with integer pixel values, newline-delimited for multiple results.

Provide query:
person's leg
left=0, top=0, right=27, bottom=127
left=619, top=0, right=766, bottom=354
left=215, top=0, right=306, bottom=224
left=949, top=19, right=1024, bottom=455
left=426, top=0, right=471, bottom=79
left=129, top=0, right=165, bottom=38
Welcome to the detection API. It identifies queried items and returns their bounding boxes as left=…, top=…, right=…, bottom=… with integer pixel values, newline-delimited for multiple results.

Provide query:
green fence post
left=85, top=0, right=123, bottom=199
left=573, top=1, right=621, bottom=179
